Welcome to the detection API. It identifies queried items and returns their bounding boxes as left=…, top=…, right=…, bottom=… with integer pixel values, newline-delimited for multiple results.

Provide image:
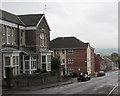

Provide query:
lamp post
left=78, top=68, right=80, bottom=75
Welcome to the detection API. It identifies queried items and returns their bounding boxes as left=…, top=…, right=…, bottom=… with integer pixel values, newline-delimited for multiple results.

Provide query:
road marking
left=107, top=84, right=118, bottom=96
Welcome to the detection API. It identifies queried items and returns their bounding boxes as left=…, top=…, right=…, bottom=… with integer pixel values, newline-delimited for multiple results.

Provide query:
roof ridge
left=18, top=13, right=44, bottom=16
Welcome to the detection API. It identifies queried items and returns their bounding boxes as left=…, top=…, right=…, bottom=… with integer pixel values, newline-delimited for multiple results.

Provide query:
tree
left=109, top=52, right=120, bottom=68
left=51, top=56, right=61, bottom=82
left=51, top=56, right=61, bottom=71
left=111, top=52, right=119, bottom=58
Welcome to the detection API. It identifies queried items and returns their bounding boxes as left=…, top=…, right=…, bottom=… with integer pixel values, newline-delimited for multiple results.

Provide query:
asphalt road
left=12, top=70, right=118, bottom=95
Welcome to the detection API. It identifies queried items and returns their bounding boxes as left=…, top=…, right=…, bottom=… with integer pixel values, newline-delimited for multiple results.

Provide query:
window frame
left=67, top=58, right=74, bottom=64
left=6, top=27, right=11, bottom=45
left=67, top=50, right=73, bottom=54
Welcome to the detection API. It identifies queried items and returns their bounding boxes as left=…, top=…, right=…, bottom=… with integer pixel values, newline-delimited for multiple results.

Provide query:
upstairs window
left=67, top=59, right=74, bottom=64
left=40, top=32, right=46, bottom=47
left=67, top=50, right=73, bottom=54
left=62, top=59, right=65, bottom=63
left=6, top=27, right=11, bottom=44
left=20, top=30, right=25, bottom=46
left=2, top=26, right=6, bottom=44
left=12, top=28, right=16, bottom=45
left=62, top=50, right=64, bottom=54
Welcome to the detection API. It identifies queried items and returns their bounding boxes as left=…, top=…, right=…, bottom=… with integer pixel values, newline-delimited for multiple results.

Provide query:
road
left=10, top=70, right=118, bottom=95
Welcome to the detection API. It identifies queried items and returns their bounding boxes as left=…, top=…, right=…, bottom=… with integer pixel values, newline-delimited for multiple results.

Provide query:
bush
left=34, top=68, right=48, bottom=74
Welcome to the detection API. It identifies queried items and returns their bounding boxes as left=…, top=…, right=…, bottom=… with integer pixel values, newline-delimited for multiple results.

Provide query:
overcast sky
left=0, top=0, right=118, bottom=49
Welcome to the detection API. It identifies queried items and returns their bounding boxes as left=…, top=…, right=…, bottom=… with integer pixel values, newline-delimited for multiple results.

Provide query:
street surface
left=9, top=70, right=118, bottom=95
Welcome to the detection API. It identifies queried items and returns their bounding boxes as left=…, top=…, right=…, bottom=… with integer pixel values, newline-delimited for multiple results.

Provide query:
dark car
left=77, top=73, right=91, bottom=82
left=97, top=71, right=105, bottom=77
left=70, top=72, right=78, bottom=78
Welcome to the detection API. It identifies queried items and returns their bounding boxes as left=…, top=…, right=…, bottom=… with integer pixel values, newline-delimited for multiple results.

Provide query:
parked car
left=97, top=71, right=105, bottom=77
left=77, top=73, right=91, bottom=82
left=70, top=72, right=78, bottom=78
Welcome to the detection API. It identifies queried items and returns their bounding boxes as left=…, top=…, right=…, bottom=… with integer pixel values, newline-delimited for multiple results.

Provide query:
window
left=5, top=57, right=10, bottom=66
left=25, top=61, right=29, bottom=69
left=62, top=59, right=65, bottom=63
left=13, top=56, right=18, bottom=66
left=42, top=56, right=46, bottom=62
left=6, top=27, right=11, bottom=44
left=31, top=55, right=37, bottom=71
left=55, top=50, right=59, bottom=55
left=67, top=68, right=74, bottom=73
left=40, top=32, right=46, bottom=47
left=24, top=56, right=29, bottom=60
left=11, top=28, right=15, bottom=45
left=20, top=30, right=25, bottom=46
left=67, top=59, right=74, bottom=64
left=13, top=56, right=16, bottom=65
left=42, top=56, right=46, bottom=71
left=67, top=50, right=73, bottom=54
left=62, top=50, right=64, bottom=54
left=47, top=63, right=51, bottom=71
left=2, top=26, right=6, bottom=44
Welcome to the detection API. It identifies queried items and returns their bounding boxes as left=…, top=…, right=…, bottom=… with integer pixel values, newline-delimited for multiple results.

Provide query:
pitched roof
left=0, top=9, right=50, bottom=30
left=50, top=37, right=89, bottom=49
left=0, top=9, right=24, bottom=25
left=18, top=14, right=44, bottom=27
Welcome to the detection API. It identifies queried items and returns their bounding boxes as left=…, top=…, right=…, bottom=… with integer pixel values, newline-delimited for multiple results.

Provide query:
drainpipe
left=17, top=25, right=20, bottom=50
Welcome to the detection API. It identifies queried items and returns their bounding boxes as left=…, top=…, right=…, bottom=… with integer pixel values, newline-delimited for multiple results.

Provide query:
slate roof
left=1, top=47, right=18, bottom=51
left=0, top=9, right=24, bottom=25
left=18, top=14, right=44, bottom=26
left=50, top=37, right=89, bottom=49
left=0, top=9, right=50, bottom=29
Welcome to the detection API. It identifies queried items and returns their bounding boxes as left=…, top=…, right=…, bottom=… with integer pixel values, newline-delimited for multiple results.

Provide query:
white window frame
left=67, top=50, right=73, bottom=54
left=67, top=68, right=74, bottom=73
left=2, top=26, right=6, bottom=44
left=11, top=28, right=14, bottom=45
left=67, top=59, right=74, bottom=64
left=31, top=55, right=37, bottom=72
left=40, top=32, right=46, bottom=47
left=20, top=30, right=25, bottom=46
left=6, top=27, right=11, bottom=45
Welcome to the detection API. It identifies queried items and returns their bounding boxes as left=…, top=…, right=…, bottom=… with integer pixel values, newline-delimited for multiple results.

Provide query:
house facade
left=50, top=37, right=95, bottom=75
left=0, top=9, right=52, bottom=78
left=94, top=54, right=109, bottom=72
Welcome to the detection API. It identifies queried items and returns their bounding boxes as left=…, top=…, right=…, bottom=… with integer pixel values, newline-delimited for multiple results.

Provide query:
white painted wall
left=87, top=44, right=92, bottom=74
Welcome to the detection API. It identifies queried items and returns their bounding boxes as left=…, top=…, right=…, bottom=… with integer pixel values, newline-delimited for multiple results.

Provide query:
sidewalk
left=3, top=80, right=73, bottom=93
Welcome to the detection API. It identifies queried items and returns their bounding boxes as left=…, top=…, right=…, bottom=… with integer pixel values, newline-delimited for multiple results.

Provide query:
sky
left=0, top=0, right=118, bottom=49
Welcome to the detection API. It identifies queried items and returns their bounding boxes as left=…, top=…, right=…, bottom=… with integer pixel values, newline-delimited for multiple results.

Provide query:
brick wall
left=12, top=72, right=58, bottom=88
left=94, top=55, right=100, bottom=72
left=90, top=48, right=95, bottom=74
left=67, top=49, right=87, bottom=75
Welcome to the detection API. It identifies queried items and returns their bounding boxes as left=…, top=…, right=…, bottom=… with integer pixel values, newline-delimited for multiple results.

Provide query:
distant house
left=0, top=9, right=52, bottom=78
left=50, top=37, right=95, bottom=75
left=94, top=54, right=107, bottom=72
left=102, top=57, right=116, bottom=71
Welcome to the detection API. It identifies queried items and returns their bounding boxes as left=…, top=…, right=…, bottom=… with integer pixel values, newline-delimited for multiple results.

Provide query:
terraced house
left=50, top=37, right=95, bottom=75
left=0, top=9, right=52, bottom=78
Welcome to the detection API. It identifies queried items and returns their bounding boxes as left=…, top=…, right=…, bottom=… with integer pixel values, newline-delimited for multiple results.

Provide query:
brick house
left=50, top=37, right=95, bottom=75
left=94, top=54, right=107, bottom=72
left=94, top=54, right=101, bottom=72
left=0, top=9, right=52, bottom=78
